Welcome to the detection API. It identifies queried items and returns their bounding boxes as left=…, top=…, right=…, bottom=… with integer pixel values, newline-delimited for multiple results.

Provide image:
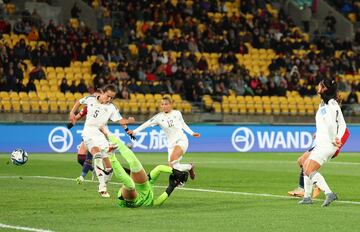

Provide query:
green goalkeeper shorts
left=118, top=181, right=154, bottom=208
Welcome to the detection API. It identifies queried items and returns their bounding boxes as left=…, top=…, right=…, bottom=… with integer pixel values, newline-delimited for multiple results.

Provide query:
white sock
left=93, top=153, right=106, bottom=191
left=172, top=162, right=192, bottom=172
left=311, top=172, right=331, bottom=194
left=303, top=175, right=313, bottom=198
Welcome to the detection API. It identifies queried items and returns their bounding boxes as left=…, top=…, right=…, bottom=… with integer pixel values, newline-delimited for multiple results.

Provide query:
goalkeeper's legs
left=115, top=140, right=148, bottom=185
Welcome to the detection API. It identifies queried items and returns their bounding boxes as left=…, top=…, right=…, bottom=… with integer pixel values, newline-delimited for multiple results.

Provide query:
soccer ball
left=10, top=149, right=28, bottom=166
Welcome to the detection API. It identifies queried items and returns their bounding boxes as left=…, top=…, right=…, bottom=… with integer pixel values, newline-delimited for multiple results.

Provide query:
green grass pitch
left=1, top=152, right=360, bottom=232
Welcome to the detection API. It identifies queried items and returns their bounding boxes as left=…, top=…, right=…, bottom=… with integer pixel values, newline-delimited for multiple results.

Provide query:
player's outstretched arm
left=69, top=100, right=81, bottom=124
left=131, top=115, right=159, bottom=136
left=179, top=111, right=201, bottom=137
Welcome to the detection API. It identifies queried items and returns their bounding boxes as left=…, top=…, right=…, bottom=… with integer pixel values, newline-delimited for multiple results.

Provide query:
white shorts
left=167, top=139, right=189, bottom=162
left=82, top=134, right=110, bottom=157
left=308, top=145, right=337, bottom=166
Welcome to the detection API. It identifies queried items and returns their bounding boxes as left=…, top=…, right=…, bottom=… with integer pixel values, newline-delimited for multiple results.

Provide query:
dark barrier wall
left=0, top=124, right=359, bottom=153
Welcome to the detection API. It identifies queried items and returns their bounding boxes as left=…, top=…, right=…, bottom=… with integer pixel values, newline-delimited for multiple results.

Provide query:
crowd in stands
left=0, top=0, right=359, bottom=113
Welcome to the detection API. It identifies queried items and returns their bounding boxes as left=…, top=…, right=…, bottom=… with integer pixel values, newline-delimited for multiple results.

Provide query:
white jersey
left=79, top=96, right=122, bottom=137
left=133, top=110, right=194, bottom=148
left=314, top=99, right=346, bottom=147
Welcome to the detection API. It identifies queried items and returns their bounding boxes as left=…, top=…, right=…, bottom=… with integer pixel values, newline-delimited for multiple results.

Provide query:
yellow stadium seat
left=9, top=92, right=20, bottom=101
left=58, top=101, right=67, bottom=113
left=40, top=101, right=49, bottom=113
left=0, top=91, right=10, bottom=100
left=297, top=104, right=306, bottom=116
left=229, top=104, right=238, bottom=114
left=31, top=101, right=40, bottom=112
left=49, top=101, right=58, bottom=113
left=18, top=92, right=28, bottom=101
left=21, top=100, right=31, bottom=113
left=129, top=102, right=138, bottom=113
left=2, top=100, right=11, bottom=112
left=74, top=93, right=83, bottom=99
left=34, top=92, right=45, bottom=101
left=12, top=102, right=21, bottom=113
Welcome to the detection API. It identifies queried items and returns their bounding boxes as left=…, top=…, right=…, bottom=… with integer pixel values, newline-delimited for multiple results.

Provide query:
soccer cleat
left=322, top=192, right=337, bottom=207
left=76, top=176, right=84, bottom=184
left=189, top=163, right=196, bottom=180
left=298, top=197, right=313, bottom=204
left=288, top=187, right=304, bottom=197
left=312, top=186, right=321, bottom=199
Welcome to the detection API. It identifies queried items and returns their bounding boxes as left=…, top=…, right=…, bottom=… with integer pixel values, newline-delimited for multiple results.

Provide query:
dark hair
left=162, top=96, right=172, bottom=104
left=320, top=78, right=338, bottom=104
left=102, top=84, right=117, bottom=93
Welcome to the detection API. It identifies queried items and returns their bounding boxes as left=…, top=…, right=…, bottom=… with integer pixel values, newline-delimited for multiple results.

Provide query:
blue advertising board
left=0, top=124, right=359, bottom=153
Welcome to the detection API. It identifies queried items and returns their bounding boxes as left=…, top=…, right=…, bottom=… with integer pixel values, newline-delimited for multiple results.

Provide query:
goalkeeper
left=100, top=127, right=188, bottom=208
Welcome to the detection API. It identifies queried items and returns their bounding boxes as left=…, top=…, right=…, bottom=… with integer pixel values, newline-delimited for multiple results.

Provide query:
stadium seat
left=21, top=100, right=31, bottom=113
left=2, top=100, right=11, bottom=112
left=40, top=101, right=49, bottom=113
left=19, top=92, right=29, bottom=101
left=58, top=101, right=67, bottom=113
left=0, top=91, right=10, bottom=100
left=31, top=101, right=40, bottom=113
left=12, top=102, right=21, bottom=113
left=49, top=101, right=58, bottom=113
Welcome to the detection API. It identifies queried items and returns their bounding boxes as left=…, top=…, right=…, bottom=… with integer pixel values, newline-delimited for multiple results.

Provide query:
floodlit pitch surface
left=1, top=152, right=359, bottom=232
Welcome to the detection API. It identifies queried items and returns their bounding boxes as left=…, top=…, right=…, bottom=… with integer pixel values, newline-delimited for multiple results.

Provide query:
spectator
left=343, top=88, right=358, bottom=115
left=25, top=79, right=36, bottom=92
left=15, top=79, right=26, bottom=92
left=60, top=78, right=69, bottom=93
left=69, top=80, right=77, bottom=93
left=29, top=64, right=46, bottom=81
left=324, top=11, right=336, bottom=33
left=77, top=79, right=88, bottom=93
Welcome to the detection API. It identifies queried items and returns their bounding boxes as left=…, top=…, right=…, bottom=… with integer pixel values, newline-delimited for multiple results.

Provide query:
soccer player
left=100, top=127, right=188, bottom=208
left=69, top=84, right=135, bottom=197
left=288, top=128, right=349, bottom=198
left=67, top=105, right=95, bottom=183
left=298, top=78, right=348, bottom=207
left=127, top=96, right=200, bottom=180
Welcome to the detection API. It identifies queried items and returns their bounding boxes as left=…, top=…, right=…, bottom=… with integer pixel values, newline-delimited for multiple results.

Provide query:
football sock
left=86, top=152, right=93, bottom=171
left=310, top=171, right=331, bottom=194
left=171, top=160, right=192, bottom=172
left=81, top=159, right=93, bottom=177
left=299, top=167, right=304, bottom=189
left=77, top=154, right=86, bottom=166
left=109, top=154, right=135, bottom=190
left=149, top=165, right=172, bottom=185
left=108, top=135, right=143, bottom=173
left=93, top=152, right=106, bottom=189
left=303, top=175, right=312, bottom=198
left=153, top=192, right=169, bottom=206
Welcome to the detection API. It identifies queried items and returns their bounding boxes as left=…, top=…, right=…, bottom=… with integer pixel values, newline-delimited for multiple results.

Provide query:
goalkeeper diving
left=100, top=127, right=188, bottom=207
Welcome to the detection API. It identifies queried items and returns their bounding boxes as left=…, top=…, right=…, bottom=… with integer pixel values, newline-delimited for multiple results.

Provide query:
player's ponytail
left=320, top=78, right=338, bottom=104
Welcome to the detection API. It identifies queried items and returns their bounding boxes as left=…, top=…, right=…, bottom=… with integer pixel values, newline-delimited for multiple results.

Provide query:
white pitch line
left=194, top=160, right=360, bottom=166
left=0, top=223, right=54, bottom=232
left=1, top=175, right=360, bottom=205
